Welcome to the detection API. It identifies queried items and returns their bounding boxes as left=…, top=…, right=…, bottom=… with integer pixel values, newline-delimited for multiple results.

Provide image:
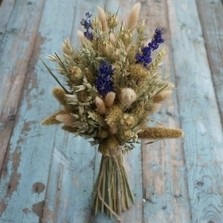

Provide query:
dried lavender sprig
left=136, top=28, right=164, bottom=66
left=96, top=61, right=114, bottom=96
left=80, top=11, right=93, bottom=40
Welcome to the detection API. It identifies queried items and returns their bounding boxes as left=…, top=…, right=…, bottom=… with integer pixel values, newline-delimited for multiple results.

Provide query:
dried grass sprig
left=40, top=58, right=70, bottom=94
left=126, top=3, right=141, bottom=31
left=138, top=127, right=183, bottom=139
left=98, top=7, right=108, bottom=32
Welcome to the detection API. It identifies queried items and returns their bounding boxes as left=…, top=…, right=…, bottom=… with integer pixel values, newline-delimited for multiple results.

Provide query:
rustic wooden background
left=0, top=0, right=223, bottom=222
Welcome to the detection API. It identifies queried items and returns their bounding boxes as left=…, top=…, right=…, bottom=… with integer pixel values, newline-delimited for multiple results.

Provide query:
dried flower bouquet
left=42, top=3, right=183, bottom=220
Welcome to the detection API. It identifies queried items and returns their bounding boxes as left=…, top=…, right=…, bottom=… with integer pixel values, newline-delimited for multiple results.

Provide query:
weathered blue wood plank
left=0, top=0, right=77, bottom=222
left=196, top=0, right=223, bottom=125
left=0, top=0, right=45, bottom=170
left=168, top=0, right=223, bottom=222
left=0, top=0, right=15, bottom=43
left=141, top=0, right=191, bottom=222
left=42, top=137, right=96, bottom=223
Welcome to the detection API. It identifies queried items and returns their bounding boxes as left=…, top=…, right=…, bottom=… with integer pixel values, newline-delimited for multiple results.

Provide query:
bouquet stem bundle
left=93, top=151, right=133, bottom=220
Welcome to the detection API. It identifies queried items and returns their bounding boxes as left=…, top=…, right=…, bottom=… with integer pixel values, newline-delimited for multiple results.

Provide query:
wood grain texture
left=0, top=0, right=45, bottom=171
left=196, top=0, right=223, bottom=125
left=0, top=0, right=15, bottom=43
left=168, top=0, right=223, bottom=222
left=141, top=0, right=191, bottom=222
left=42, top=137, right=96, bottom=223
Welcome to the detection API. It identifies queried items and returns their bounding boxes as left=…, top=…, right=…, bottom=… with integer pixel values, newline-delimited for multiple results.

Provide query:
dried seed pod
left=42, top=110, right=67, bottom=125
left=52, top=87, right=66, bottom=106
left=95, top=96, right=106, bottom=114
left=128, top=64, right=149, bottom=82
left=106, top=105, right=123, bottom=128
left=122, top=114, right=135, bottom=127
left=104, top=92, right=116, bottom=107
left=107, top=14, right=118, bottom=29
left=55, top=113, right=75, bottom=126
left=69, top=66, right=83, bottom=82
left=119, top=29, right=132, bottom=47
left=152, top=90, right=172, bottom=103
left=119, top=88, right=137, bottom=106
left=124, top=130, right=135, bottom=140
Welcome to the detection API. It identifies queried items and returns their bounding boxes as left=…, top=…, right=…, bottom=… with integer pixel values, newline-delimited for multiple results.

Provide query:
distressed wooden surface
left=0, top=0, right=223, bottom=223
left=0, top=0, right=15, bottom=43
left=141, top=0, right=191, bottom=222
left=196, top=0, right=223, bottom=125
left=168, top=0, right=223, bottom=222
left=0, top=0, right=45, bottom=171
